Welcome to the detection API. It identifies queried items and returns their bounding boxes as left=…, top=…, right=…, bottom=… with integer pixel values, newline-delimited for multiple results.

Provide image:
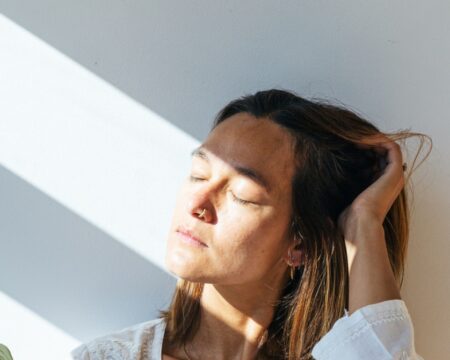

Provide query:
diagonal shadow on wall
left=0, top=164, right=176, bottom=342
left=0, top=0, right=236, bottom=141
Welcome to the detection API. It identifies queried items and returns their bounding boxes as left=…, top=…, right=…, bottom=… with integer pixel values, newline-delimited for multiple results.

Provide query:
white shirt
left=70, top=299, right=423, bottom=359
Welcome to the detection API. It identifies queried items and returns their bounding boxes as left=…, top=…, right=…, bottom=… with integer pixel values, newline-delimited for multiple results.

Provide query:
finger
left=355, top=135, right=390, bottom=166
left=355, top=135, right=391, bottom=177
left=379, top=137, right=403, bottom=171
left=371, top=140, right=405, bottom=196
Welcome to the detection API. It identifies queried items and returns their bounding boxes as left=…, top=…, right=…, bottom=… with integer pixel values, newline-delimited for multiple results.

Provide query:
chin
left=165, top=255, right=212, bottom=283
left=165, top=252, right=196, bottom=278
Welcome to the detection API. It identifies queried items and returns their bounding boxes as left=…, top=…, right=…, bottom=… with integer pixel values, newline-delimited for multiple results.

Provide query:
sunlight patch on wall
left=0, top=291, right=78, bottom=360
left=0, top=14, right=199, bottom=271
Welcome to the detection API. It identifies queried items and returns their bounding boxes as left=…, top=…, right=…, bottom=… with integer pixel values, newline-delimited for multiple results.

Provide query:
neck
left=187, top=273, right=289, bottom=360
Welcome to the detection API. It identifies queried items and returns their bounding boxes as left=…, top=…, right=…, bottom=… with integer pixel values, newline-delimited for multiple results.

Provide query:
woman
left=71, top=89, right=430, bottom=359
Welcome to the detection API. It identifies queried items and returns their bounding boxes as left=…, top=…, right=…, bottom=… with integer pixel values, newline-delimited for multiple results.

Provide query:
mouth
left=176, top=226, right=208, bottom=248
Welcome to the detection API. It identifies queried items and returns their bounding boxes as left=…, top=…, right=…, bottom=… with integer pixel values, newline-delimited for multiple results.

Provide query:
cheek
left=214, top=218, right=282, bottom=274
left=166, top=183, right=287, bottom=281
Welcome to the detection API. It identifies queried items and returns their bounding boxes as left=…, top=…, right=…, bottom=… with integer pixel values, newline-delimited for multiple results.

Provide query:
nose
left=194, top=207, right=209, bottom=221
left=187, top=202, right=213, bottom=222
left=186, top=182, right=218, bottom=222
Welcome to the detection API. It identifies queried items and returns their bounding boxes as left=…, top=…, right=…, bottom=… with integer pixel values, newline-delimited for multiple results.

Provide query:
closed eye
left=188, top=175, right=254, bottom=205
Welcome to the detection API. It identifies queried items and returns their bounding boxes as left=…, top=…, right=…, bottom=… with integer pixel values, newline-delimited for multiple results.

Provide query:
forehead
left=200, top=113, right=296, bottom=195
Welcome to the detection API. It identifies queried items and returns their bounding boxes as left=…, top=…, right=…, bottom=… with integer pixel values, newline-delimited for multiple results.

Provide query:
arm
left=311, top=298, right=422, bottom=360
left=338, top=134, right=405, bottom=314
left=312, top=135, right=422, bottom=359
left=344, top=213, right=401, bottom=315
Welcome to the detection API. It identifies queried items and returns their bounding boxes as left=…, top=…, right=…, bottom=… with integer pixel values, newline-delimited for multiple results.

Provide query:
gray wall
left=1, top=1, right=449, bottom=358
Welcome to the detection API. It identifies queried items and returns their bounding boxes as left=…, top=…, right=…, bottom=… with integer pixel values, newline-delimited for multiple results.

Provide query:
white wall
left=0, top=1, right=449, bottom=359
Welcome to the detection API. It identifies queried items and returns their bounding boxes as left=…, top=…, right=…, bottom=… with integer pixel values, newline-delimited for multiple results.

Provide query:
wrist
left=343, top=214, right=387, bottom=273
left=343, top=213, right=384, bottom=243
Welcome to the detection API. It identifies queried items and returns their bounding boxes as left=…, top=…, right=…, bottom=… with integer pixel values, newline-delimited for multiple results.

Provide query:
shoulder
left=70, top=317, right=166, bottom=360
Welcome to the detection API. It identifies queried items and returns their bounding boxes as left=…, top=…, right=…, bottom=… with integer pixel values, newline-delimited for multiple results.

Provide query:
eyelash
left=188, top=175, right=253, bottom=205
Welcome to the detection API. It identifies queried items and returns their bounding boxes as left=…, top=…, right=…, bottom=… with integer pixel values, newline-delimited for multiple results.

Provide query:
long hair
left=160, top=88, right=432, bottom=359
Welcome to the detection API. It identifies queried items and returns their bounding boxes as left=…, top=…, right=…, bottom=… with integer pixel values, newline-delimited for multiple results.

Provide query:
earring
left=197, top=208, right=207, bottom=219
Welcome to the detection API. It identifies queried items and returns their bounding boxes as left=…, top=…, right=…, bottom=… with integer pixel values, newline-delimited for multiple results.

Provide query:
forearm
left=345, top=215, right=401, bottom=315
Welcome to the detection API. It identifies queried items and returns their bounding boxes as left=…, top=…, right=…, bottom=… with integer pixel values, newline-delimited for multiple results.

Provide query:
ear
left=283, top=242, right=305, bottom=267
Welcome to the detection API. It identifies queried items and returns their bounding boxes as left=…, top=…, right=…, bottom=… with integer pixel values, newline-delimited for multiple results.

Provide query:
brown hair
left=160, top=88, right=432, bottom=359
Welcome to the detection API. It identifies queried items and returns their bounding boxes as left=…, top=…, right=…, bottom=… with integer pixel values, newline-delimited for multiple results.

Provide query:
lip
left=176, top=226, right=208, bottom=248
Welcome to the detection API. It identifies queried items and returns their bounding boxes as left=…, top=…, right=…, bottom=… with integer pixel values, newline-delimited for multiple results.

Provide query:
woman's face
left=165, top=113, right=298, bottom=285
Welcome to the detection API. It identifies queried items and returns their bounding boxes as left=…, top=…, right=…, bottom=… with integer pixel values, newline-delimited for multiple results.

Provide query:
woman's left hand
left=338, top=134, right=406, bottom=237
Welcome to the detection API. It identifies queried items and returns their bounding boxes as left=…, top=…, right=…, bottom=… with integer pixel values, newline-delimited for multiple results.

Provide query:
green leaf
left=0, top=344, right=13, bottom=360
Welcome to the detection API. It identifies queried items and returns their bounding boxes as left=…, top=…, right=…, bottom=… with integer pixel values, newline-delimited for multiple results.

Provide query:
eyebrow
left=190, top=146, right=272, bottom=193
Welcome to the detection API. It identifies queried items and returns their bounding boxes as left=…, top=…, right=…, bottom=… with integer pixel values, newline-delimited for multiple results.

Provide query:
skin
left=163, top=113, right=404, bottom=359
left=339, top=134, right=403, bottom=313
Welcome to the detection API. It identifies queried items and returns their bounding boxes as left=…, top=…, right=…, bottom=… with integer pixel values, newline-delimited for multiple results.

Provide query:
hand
left=337, top=134, right=406, bottom=238
left=337, top=134, right=405, bottom=313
